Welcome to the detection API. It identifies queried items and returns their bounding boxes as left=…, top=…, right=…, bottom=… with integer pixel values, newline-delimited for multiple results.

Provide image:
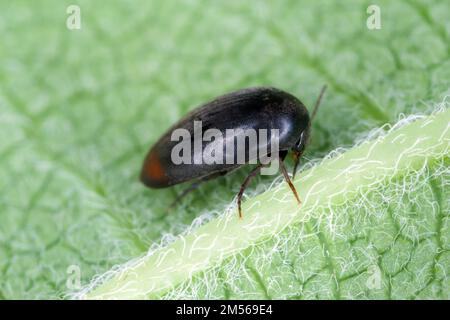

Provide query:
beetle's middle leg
left=237, top=163, right=265, bottom=219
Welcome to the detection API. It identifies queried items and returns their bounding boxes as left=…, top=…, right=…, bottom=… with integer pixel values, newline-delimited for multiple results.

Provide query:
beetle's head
left=292, top=127, right=310, bottom=155
left=290, top=124, right=310, bottom=179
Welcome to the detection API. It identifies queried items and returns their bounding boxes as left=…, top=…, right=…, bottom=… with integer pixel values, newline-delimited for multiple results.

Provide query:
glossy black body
left=140, top=87, right=310, bottom=188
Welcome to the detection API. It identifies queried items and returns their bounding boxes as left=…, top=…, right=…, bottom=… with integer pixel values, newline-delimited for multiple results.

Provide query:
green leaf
left=0, top=0, right=449, bottom=299
left=84, top=107, right=450, bottom=299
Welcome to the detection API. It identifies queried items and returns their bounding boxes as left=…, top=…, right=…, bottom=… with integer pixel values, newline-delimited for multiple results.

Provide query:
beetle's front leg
left=278, top=152, right=301, bottom=205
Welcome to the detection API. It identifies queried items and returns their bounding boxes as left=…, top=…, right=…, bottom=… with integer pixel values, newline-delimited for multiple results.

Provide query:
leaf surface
left=0, top=0, right=449, bottom=299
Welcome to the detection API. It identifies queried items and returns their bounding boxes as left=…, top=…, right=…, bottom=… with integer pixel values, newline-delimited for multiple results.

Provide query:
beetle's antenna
left=292, top=85, right=327, bottom=180
left=311, top=85, right=327, bottom=121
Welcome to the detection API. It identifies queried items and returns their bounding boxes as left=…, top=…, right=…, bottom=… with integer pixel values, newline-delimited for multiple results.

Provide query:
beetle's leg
left=279, top=150, right=288, bottom=161
left=279, top=155, right=301, bottom=205
left=166, top=181, right=202, bottom=212
left=291, top=150, right=303, bottom=180
left=167, top=172, right=225, bottom=212
left=237, top=164, right=265, bottom=219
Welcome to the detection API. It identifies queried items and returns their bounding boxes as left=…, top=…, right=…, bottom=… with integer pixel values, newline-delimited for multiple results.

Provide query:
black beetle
left=140, top=86, right=326, bottom=218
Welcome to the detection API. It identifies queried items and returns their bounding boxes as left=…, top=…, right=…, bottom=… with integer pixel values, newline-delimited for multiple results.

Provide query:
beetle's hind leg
left=166, top=181, right=202, bottom=212
left=166, top=172, right=225, bottom=212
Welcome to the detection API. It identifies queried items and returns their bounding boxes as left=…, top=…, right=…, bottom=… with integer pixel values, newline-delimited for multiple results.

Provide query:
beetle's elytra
left=140, top=86, right=326, bottom=218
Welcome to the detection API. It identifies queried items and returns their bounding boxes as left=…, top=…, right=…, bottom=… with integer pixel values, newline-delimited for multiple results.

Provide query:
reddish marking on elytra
left=144, top=151, right=166, bottom=181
